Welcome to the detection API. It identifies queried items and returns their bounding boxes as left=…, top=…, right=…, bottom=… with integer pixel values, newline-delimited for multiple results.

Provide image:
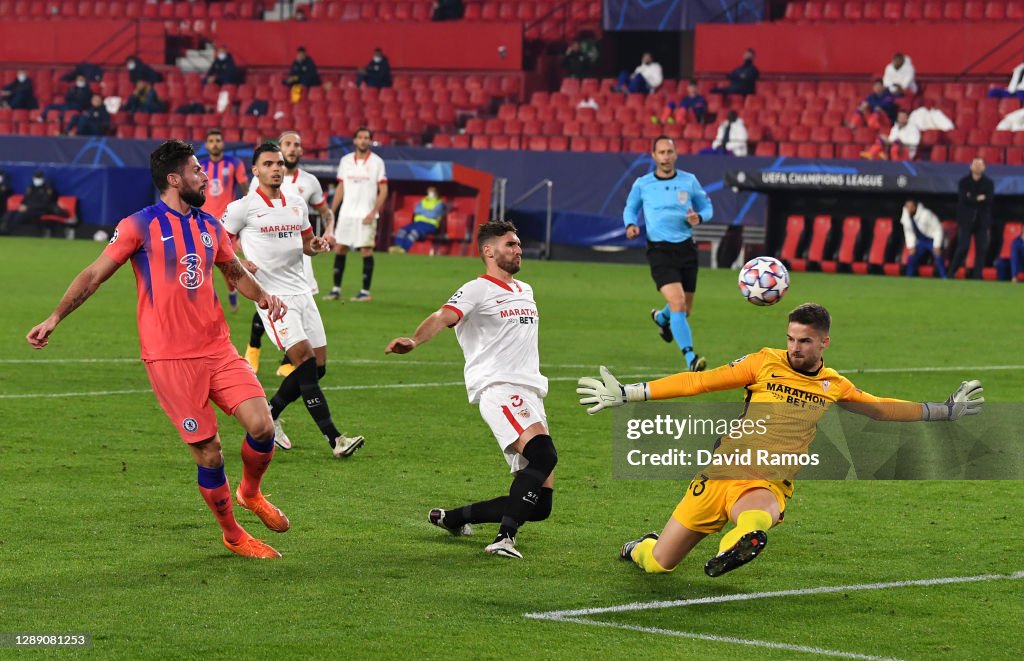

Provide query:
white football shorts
left=336, top=215, right=377, bottom=249
left=257, top=292, right=327, bottom=352
left=478, top=383, right=548, bottom=473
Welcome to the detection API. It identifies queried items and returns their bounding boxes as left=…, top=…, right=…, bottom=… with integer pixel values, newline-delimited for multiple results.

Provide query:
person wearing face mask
left=125, top=55, right=163, bottom=84
left=205, top=46, right=243, bottom=85
left=1, top=69, right=38, bottom=110
left=0, top=170, right=68, bottom=236
left=711, top=48, right=759, bottom=97
left=40, top=74, right=93, bottom=132
left=355, top=48, right=392, bottom=89
left=390, top=187, right=447, bottom=254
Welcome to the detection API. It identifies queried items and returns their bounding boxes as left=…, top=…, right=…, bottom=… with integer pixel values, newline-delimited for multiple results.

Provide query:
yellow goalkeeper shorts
left=671, top=474, right=790, bottom=534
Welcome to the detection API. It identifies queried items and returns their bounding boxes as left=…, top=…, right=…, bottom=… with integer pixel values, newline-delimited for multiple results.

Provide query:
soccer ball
left=738, top=256, right=789, bottom=306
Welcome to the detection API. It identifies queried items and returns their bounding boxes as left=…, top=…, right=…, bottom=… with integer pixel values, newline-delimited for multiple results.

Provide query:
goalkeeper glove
left=923, top=379, right=984, bottom=421
left=577, top=366, right=648, bottom=415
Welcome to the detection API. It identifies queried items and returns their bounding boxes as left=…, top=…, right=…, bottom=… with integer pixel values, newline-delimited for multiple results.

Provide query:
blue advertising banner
left=602, top=0, right=765, bottom=31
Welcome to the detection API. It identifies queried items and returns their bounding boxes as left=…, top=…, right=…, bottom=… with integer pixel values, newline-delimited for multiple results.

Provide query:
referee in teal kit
left=624, top=135, right=713, bottom=372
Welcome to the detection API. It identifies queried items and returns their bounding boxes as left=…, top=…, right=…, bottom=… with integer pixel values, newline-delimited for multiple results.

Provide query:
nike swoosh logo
left=771, top=372, right=783, bottom=378
left=160, top=235, right=173, bottom=242
left=256, top=213, right=269, bottom=218
left=496, top=298, right=509, bottom=304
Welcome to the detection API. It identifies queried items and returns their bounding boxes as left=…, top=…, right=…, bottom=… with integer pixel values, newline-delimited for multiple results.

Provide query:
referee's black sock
left=248, top=311, right=265, bottom=349
left=333, top=253, right=346, bottom=289
left=361, top=254, right=374, bottom=292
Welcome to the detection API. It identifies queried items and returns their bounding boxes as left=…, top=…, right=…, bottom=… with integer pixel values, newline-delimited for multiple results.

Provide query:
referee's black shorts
left=646, top=240, right=699, bottom=292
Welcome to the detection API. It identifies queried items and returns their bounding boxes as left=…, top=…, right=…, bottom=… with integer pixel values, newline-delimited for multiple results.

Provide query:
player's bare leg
left=189, top=432, right=280, bottom=559
left=351, top=245, right=374, bottom=301
left=705, top=487, right=780, bottom=577
left=656, top=282, right=704, bottom=371
left=325, top=244, right=348, bottom=300
left=621, top=517, right=707, bottom=573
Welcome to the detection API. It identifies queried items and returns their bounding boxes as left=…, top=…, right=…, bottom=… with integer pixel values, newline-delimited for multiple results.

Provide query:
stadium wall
left=695, top=23, right=1022, bottom=75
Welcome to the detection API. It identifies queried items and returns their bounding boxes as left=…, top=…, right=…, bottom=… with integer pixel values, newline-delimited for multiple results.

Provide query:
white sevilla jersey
left=253, top=168, right=327, bottom=291
left=443, top=275, right=548, bottom=404
left=222, top=187, right=312, bottom=295
left=336, top=151, right=387, bottom=218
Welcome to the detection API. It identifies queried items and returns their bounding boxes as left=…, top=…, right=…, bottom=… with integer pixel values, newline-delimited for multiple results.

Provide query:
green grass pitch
left=1, top=237, right=1021, bottom=659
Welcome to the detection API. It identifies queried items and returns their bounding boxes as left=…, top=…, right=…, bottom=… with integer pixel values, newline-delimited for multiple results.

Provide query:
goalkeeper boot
left=331, top=434, right=365, bottom=458
left=704, top=530, right=767, bottom=577
left=619, top=531, right=659, bottom=561
left=223, top=532, right=282, bottom=559
left=484, top=533, right=523, bottom=559
left=428, top=508, right=472, bottom=536
left=273, top=418, right=292, bottom=450
left=685, top=348, right=707, bottom=372
left=244, top=345, right=261, bottom=373
left=650, top=309, right=673, bottom=343
left=235, top=487, right=291, bottom=533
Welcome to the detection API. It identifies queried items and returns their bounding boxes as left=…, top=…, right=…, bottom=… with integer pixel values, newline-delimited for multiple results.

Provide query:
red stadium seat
left=882, top=1, right=902, bottom=19
left=779, top=214, right=806, bottom=268
left=784, top=1, right=804, bottom=20
left=944, top=1, right=966, bottom=19
left=822, top=1, right=843, bottom=20
left=822, top=216, right=862, bottom=272
left=922, top=0, right=943, bottom=18
left=803, top=1, right=823, bottom=20
left=862, top=0, right=883, bottom=18
left=904, top=0, right=924, bottom=19
left=842, top=1, right=863, bottom=20
left=854, top=217, right=899, bottom=275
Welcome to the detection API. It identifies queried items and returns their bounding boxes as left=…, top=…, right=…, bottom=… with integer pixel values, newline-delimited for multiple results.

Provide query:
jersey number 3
left=179, top=253, right=204, bottom=290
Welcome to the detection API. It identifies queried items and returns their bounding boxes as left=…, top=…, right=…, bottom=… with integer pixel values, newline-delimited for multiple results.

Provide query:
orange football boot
left=222, top=532, right=282, bottom=559
left=235, top=487, right=291, bottom=533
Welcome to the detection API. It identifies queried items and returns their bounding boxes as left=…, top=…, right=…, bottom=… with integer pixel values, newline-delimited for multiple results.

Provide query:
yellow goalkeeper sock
left=632, top=537, right=673, bottom=574
left=718, top=510, right=773, bottom=554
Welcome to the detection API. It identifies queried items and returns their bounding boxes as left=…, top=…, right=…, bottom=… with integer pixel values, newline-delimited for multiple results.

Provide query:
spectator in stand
left=71, top=94, right=111, bottom=136
left=283, top=47, right=321, bottom=88
left=658, top=80, right=707, bottom=125
left=60, top=63, right=103, bottom=84
left=900, top=199, right=947, bottom=278
left=883, top=52, right=917, bottom=96
left=124, top=80, right=164, bottom=114
left=613, top=52, right=663, bottom=95
left=40, top=74, right=94, bottom=132
left=563, top=39, right=592, bottom=79
left=206, top=46, right=243, bottom=85
left=390, top=186, right=447, bottom=254
left=431, top=0, right=464, bottom=20
left=1010, top=233, right=1024, bottom=282
left=948, top=158, right=995, bottom=280
left=988, top=62, right=1024, bottom=99
left=1, top=69, right=38, bottom=110
left=126, top=55, right=163, bottom=84
left=711, top=48, right=758, bottom=96
left=701, top=110, right=748, bottom=156
left=0, top=170, right=68, bottom=235
left=861, top=109, right=919, bottom=160
left=356, top=48, right=393, bottom=89
left=847, top=79, right=897, bottom=129
left=0, top=171, right=11, bottom=217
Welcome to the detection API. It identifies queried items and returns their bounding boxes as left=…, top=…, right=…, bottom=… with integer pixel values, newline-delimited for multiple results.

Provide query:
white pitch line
left=2, top=357, right=1021, bottom=375
left=0, top=374, right=652, bottom=401
left=554, top=617, right=901, bottom=661
left=525, top=570, right=1024, bottom=620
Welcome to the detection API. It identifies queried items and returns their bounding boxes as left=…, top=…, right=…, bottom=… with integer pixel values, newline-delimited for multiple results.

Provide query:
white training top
left=222, top=187, right=312, bottom=295
left=443, top=275, right=548, bottom=404
left=336, top=151, right=387, bottom=219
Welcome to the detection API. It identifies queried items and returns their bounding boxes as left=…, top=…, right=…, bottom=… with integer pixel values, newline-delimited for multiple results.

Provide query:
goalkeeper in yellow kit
left=577, top=303, right=985, bottom=577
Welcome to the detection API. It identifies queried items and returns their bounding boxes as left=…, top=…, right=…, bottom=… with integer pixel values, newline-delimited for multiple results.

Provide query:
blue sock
left=655, top=304, right=671, bottom=327
left=669, top=311, right=695, bottom=363
left=245, top=433, right=275, bottom=453
left=197, top=463, right=227, bottom=489
left=228, top=290, right=238, bottom=306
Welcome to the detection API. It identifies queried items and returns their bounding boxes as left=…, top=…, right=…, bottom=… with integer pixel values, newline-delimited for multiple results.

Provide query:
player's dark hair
left=150, top=139, right=195, bottom=192
left=252, top=142, right=282, bottom=167
left=206, top=128, right=223, bottom=139
left=477, top=220, right=518, bottom=252
left=788, top=303, right=831, bottom=334
left=354, top=127, right=373, bottom=139
left=652, top=135, right=674, bottom=153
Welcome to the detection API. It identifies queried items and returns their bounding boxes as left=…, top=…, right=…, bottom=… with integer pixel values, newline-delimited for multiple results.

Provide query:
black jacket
left=956, top=174, right=995, bottom=226
left=64, top=85, right=93, bottom=110
left=364, top=57, right=392, bottom=88
left=207, top=54, right=243, bottom=85
left=76, top=106, right=111, bottom=135
left=2, top=77, right=37, bottom=109
left=129, top=60, right=163, bottom=84
left=728, top=61, right=759, bottom=94
left=23, top=182, right=59, bottom=212
left=285, top=58, right=321, bottom=87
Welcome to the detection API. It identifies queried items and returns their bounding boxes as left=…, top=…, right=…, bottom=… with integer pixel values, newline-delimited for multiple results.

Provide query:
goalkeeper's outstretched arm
left=385, top=307, right=461, bottom=355
left=840, top=380, right=985, bottom=422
